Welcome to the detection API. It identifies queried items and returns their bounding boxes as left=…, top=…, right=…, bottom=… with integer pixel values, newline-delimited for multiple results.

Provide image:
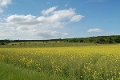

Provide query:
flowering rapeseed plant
left=0, top=45, right=120, bottom=79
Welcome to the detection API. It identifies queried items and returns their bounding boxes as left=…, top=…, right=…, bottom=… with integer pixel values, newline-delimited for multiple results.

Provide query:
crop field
left=0, top=44, right=120, bottom=80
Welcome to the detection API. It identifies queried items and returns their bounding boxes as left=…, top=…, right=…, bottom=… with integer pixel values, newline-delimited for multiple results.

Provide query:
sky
left=0, top=0, right=120, bottom=40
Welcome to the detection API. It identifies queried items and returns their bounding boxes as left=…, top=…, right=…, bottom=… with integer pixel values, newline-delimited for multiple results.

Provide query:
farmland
left=0, top=43, right=120, bottom=80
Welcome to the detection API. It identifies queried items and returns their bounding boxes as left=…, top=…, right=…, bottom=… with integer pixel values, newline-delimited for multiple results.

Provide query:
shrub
left=0, top=42, right=5, bottom=45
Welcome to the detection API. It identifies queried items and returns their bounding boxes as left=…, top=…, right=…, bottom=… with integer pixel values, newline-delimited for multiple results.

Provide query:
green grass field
left=0, top=43, right=120, bottom=80
left=0, top=42, right=101, bottom=48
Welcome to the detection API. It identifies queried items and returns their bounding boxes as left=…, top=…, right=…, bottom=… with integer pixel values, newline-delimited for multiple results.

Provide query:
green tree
left=114, top=37, right=120, bottom=43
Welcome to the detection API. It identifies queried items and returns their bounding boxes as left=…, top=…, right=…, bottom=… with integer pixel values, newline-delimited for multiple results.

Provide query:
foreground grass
left=0, top=61, right=69, bottom=80
left=1, top=45, right=120, bottom=80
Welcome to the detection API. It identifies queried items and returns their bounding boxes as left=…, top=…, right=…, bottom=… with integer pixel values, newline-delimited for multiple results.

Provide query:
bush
left=0, top=42, right=5, bottom=45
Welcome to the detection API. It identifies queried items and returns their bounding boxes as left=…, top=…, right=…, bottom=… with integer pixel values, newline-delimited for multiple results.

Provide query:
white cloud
left=0, top=0, right=11, bottom=6
left=42, top=6, right=57, bottom=15
left=71, top=15, right=83, bottom=22
left=7, top=14, right=39, bottom=25
left=0, top=6, right=83, bottom=39
left=7, top=7, right=83, bottom=28
left=88, top=28, right=102, bottom=32
left=50, top=8, right=84, bottom=23
left=0, top=23, right=16, bottom=39
left=0, top=0, right=12, bottom=13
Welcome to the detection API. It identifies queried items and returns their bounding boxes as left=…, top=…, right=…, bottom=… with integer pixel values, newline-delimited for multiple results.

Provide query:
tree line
left=64, top=35, right=120, bottom=44
left=0, top=35, right=120, bottom=45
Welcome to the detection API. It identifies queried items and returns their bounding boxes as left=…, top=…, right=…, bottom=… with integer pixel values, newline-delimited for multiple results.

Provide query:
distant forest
left=1, top=35, right=120, bottom=45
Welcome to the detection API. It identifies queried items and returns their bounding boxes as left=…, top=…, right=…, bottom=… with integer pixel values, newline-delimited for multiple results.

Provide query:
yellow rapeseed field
left=0, top=45, right=120, bottom=79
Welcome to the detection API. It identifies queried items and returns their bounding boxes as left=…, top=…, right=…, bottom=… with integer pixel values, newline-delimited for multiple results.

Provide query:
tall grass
left=0, top=45, right=120, bottom=80
left=0, top=61, right=69, bottom=80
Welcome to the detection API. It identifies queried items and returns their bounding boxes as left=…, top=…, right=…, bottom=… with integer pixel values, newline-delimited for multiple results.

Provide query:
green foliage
left=65, top=35, right=120, bottom=44
left=0, top=42, right=5, bottom=45
left=114, top=37, right=120, bottom=43
left=0, top=35, right=120, bottom=48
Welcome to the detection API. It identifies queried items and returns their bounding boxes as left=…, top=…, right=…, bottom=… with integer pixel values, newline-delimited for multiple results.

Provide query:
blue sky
left=0, top=0, right=120, bottom=40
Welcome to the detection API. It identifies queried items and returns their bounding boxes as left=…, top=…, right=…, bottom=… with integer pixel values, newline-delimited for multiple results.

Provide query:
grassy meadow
left=0, top=42, right=120, bottom=80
